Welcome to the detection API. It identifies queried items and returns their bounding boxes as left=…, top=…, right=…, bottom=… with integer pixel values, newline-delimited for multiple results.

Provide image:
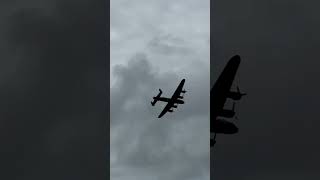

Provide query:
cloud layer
left=111, top=1, right=210, bottom=179
left=111, top=53, right=209, bottom=180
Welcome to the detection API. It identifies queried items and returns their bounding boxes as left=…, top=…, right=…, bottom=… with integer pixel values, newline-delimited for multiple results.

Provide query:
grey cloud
left=111, top=1, right=209, bottom=179
left=148, top=34, right=193, bottom=55
left=111, top=54, right=209, bottom=180
left=111, top=0, right=209, bottom=68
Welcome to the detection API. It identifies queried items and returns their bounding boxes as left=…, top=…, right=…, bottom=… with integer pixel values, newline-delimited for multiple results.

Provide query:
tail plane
left=151, top=89, right=162, bottom=106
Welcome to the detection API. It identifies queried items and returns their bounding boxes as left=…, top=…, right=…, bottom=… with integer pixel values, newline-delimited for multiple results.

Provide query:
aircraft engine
left=228, top=92, right=242, bottom=100
left=176, top=99, right=184, bottom=104
left=213, top=119, right=238, bottom=134
left=218, top=109, right=235, bottom=118
left=227, top=87, right=246, bottom=100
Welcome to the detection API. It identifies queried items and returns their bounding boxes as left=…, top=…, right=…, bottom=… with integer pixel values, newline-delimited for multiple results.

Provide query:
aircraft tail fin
left=151, top=98, right=158, bottom=106
left=151, top=89, right=162, bottom=106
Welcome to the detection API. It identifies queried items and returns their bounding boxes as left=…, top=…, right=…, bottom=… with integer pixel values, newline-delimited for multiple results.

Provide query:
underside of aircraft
left=151, top=79, right=187, bottom=118
left=211, top=55, right=246, bottom=147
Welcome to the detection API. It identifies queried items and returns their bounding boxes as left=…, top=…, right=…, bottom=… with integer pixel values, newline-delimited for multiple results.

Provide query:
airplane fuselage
left=153, top=97, right=184, bottom=104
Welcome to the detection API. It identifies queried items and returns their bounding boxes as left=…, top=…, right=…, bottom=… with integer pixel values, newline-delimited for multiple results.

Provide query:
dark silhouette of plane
left=211, top=55, right=246, bottom=147
left=151, top=79, right=187, bottom=118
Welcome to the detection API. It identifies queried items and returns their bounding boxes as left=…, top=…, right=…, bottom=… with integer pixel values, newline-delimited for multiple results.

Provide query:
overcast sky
left=211, top=0, right=320, bottom=179
left=111, top=0, right=210, bottom=180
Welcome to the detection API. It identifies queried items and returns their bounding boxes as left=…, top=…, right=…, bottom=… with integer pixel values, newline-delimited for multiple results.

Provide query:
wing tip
left=231, top=55, right=241, bottom=62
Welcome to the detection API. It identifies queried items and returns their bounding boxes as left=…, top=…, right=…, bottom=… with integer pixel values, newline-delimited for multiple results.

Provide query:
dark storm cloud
left=211, top=0, right=320, bottom=179
left=0, top=1, right=107, bottom=179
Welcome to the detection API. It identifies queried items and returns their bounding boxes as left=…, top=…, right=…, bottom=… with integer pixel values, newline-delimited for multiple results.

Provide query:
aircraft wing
left=210, top=55, right=241, bottom=147
left=157, top=79, right=185, bottom=118
left=170, top=79, right=185, bottom=100
left=211, top=55, right=241, bottom=121
left=158, top=102, right=173, bottom=118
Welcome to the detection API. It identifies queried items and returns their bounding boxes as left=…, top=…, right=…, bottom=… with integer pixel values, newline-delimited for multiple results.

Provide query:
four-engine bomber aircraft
left=211, top=55, right=246, bottom=147
left=151, top=79, right=187, bottom=118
